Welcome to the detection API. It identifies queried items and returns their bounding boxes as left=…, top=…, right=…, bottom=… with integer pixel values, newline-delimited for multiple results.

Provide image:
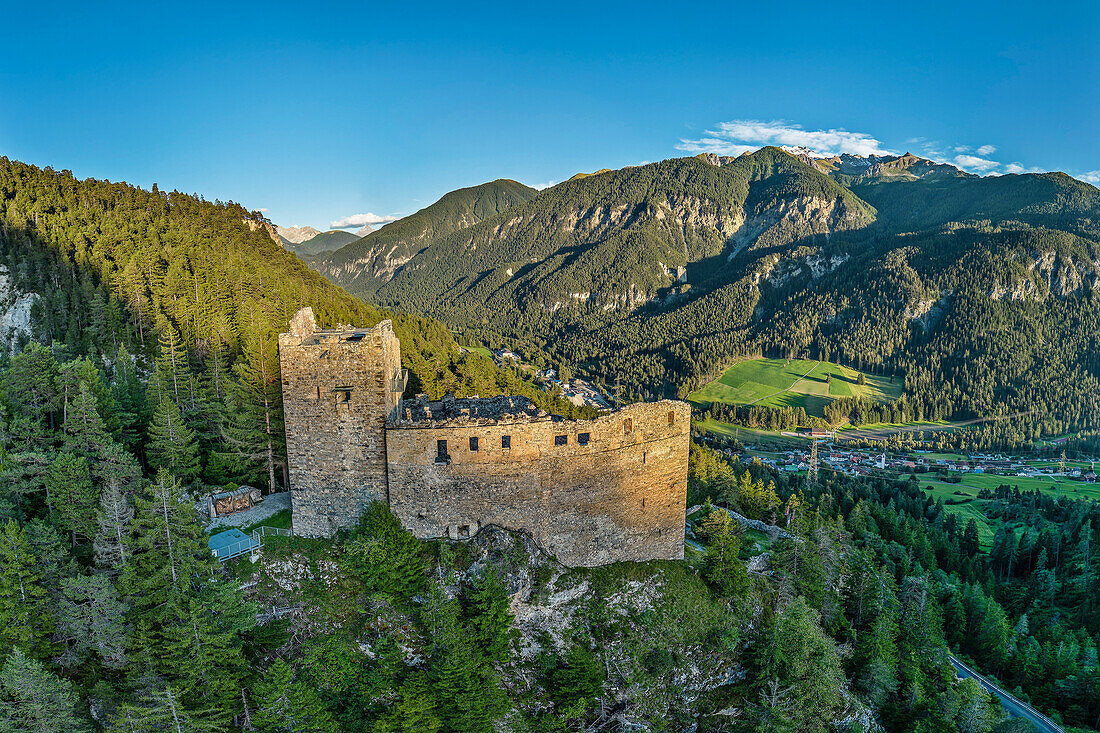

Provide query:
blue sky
left=1, top=1, right=1097, bottom=230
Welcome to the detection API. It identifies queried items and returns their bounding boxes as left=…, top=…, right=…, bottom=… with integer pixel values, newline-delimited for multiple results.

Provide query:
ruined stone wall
left=279, top=308, right=403, bottom=536
left=385, top=400, right=690, bottom=566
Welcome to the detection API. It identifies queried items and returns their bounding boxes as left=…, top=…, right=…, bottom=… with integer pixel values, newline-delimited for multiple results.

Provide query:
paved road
left=949, top=655, right=1063, bottom=733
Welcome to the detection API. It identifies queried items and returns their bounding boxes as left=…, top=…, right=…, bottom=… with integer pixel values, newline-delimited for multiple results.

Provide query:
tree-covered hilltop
left=0, top=157, right=581, bottom=489
left=314, top=178, right=538, bottom=296
left=320, top=147, right=1100, bottom=447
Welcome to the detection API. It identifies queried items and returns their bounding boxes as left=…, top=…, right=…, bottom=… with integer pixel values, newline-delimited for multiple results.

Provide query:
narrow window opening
left=458, top=524, right=470, bottom=538
left=624, top=418, right=633, bottom=434
left=554, top=434, right=567, bottom=446
left=469, top=436, right=479, bottom=452
left=578, top=432, right=590, bottom=445
left=436, top=439, right=449, bottom=463
left=642, top=498, right=646, bottom=508
left=315, top=385, right=320, bottom=400
left=501, top=435, right=511, bottom=449
left=668, top=411, right=675, bottom=426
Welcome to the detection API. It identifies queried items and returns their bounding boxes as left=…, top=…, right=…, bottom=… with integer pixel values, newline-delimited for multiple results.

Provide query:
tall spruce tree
left=0, top=520, right=54, bottom=659
left=146, top=398, right=201, bottom=482
left=252, top=658, right=338, bottom=733
left=222, top=330, right=284, bottom=491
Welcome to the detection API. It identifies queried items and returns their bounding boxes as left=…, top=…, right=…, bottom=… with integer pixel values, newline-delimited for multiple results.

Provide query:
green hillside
left=316, top=178, right=538, bottom=295
left=689, top=358, right=901, bottom=417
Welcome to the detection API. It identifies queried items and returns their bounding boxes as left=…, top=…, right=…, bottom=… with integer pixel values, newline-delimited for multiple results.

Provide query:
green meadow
left=689, top=358, right=901, bottom=417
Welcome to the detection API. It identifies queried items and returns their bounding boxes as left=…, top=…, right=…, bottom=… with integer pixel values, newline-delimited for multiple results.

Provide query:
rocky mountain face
left=274, top=224, right=322, bottom=244
left=314, top=179, right=539, bottom=297
left=313, top=147, right=1100, bottom=439
left=363, top=148, right=873, bottom=326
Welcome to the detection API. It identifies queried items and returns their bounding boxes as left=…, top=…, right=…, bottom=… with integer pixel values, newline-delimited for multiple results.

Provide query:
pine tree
left=147, top=397, right=201, bottom=482
left=149, top=316, right=189, bottom=409
left=0, top=648, right=91, bottom=732
left=758, top=596, right=843, bottom=733
left=375, top=671, right=442, bottom=733
left=121, top=469, right=211, bottom=634
left=0, top=520, right=54, bottom=659
left=252, top=658, right=338, bottom=733
left=962, top=519, right=981, bottom=557
left=221, top=330, right=285, bottom=491
left=111, top=343, right=147, bottom=450
left=63, top=381, right=113, bottom=460
left=466, top=567, right=513, bottom=660
left=106, top=686, right=227, bottom=733
left=56, top=574, right=129, bottom=669
left=93, top=448, right=139, bottom=572
left=1, top=342, right=60, bottom=434
left=158, top=579, right=254, bottom=712
left=46, top=451, right=98, bottom=543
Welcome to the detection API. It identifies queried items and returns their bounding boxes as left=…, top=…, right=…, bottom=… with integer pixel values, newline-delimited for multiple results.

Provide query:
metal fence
left=211, top=526, right=293, bottom=562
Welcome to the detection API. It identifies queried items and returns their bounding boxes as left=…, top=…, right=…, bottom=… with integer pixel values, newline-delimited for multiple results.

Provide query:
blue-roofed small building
left=208, top=528, right=259, bottom=561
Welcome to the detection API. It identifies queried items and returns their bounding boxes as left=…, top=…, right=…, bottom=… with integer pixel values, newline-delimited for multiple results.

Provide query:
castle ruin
left=278, top=307, right=689, bottom=566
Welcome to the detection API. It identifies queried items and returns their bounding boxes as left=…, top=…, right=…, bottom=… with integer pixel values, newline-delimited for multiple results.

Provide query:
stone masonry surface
left=279, top=307, right=689, bottom=566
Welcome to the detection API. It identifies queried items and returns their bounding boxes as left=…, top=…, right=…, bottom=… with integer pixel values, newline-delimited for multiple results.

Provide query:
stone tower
left=278, top=307, right=405, bottom=536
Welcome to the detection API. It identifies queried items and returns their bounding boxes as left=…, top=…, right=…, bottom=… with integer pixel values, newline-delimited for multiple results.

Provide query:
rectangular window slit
left=502, top=435, right=511, bottom=449
left=554, top=434, right=567, bottom=446
left=469, top=436, right=479, bottom=451
left=624, top=418, right=633, bottom=434
left=436, top=440, right=449, bottom=463
left=578, top=432, right=590, bottom=445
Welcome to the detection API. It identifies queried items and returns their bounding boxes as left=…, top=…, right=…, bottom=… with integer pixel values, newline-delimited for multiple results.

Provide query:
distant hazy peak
left=356, top=224, right=375, bottom=236
left=786, top=149, right=973, bottom=181
left=275, top=225, right=322, bottom=244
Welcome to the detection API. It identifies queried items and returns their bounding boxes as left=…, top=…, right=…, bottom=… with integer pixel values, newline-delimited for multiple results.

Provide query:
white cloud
left=954, top=146, right=971, bottom=153
left=531, top=180, right=557, bottom=191
left=257, top=207, right=269, bottom=212
left=1078, top=171, right=1100, bottom=184
left=1005, top=162, right=1045, bottom=175
left=677, top=119, right=895, bottom=158
left=330, top=212, right=402, bottom=229
left=976, top=144, right=997, bottom=156
left=953, top=154, right=1001, bottom=173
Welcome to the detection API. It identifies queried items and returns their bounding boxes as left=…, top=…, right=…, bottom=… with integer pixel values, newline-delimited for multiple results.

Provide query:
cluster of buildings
left=486, top=348, right=612, bottom=411
left=738, top=442, right=1099, bottom=483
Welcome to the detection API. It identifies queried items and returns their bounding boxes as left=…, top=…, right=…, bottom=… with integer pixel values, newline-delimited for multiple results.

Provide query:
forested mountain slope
left=0, top=157, right=577, bottom=487
left=315, top=178, right=538, bottom=296
left=336, top=147, right=1100, bottom=447
left=287, top=228, right=360, bottom=258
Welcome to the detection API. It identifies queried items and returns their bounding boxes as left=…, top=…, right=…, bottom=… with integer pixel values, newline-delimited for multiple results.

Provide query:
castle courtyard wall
left=385, top=401, right=690, bottom=566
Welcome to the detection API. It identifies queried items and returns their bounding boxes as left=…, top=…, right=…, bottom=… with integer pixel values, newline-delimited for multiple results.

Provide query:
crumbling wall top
left=288, top=307, right=317, bottom=344
left=390, top=393, right=550, bottom=427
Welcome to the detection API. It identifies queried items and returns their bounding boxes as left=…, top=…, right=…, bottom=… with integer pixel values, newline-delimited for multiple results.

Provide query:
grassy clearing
left=919, top=480, right=996, bottom=548
left=695, top=418, right=802, bottom=448
left=935, top=472, right=1100, bottom=501
left=689, top=358, right=901, bottom=417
